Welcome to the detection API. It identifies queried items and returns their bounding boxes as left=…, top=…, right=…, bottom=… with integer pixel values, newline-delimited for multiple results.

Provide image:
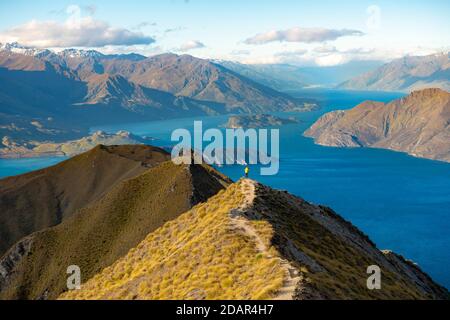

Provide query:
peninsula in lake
left=304, top=88, right=450, bottom=163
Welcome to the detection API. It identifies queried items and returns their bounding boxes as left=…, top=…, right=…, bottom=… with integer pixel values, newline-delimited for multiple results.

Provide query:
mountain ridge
left=60, top=178, right=449, bottom=300
left=0, top=144, right=171, bottom=256
left=219, top=60, right=384, bottom=90
left=0, top=145, right=231, bottom=299
left=304, top=88, right=450, bottom=162
left=0, top=43, right=314, bottom=149
left=0, top=43, right=312, bottom=113
left=338, top=52, right=450, bottom=92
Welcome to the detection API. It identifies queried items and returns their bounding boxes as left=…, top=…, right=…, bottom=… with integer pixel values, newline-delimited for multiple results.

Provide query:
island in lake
left=223, top=114, right=299, bottom=129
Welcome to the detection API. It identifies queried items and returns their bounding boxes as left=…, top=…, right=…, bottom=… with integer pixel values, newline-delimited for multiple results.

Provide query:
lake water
left=1, top=89, right=449, bottom=289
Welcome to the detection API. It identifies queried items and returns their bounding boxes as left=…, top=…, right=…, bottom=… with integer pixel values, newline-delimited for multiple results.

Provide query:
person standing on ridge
left=244, top=166, right=249, bottom=178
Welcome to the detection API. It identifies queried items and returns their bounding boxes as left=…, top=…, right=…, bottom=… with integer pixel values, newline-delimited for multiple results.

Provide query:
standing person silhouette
left=244, top=166, right=249, bottom=178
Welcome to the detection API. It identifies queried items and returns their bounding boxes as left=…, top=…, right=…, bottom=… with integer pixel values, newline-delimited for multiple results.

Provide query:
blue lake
left=1, top=89, right=449, bottom=289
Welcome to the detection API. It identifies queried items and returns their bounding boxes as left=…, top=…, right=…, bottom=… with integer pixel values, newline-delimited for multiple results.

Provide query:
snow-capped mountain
left=58, top=48, right=105, bottom=59
left=0, top=42, right=53, bottom=58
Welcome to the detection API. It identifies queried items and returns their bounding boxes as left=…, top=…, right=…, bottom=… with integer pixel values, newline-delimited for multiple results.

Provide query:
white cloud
left=0, top=13, right=154, bottom=48
left=244, top=27, right=364, bottom=45
left=178, top=40, right=205, bottom=52
left=240, top=46, right=381, bottom=66
left=314, top=54, right=347, bottom=66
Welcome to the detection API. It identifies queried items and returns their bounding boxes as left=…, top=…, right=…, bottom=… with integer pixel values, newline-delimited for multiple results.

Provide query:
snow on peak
left=59, top=48, right=104, bottom=59
left=0, top=42, right=52, bottom=57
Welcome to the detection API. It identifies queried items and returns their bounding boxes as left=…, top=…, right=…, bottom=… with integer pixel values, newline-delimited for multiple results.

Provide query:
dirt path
left=229, top=179, right=300, bottom=300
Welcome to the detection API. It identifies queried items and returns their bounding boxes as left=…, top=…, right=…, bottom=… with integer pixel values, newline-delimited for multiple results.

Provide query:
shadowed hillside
left=100, top=53, right=313, bottom=113
left=0, top=148, right=230, bottom=299
left=0, top=145, right=171, bottom=255
left=81, top=73, right=225, bottom=118
left=60, top=179, right=449, bottom=300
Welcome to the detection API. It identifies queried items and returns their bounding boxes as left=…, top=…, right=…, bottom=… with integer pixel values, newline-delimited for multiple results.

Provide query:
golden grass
left=60, top=183, right=286, bottom=300
left=60, top=179, right=444, bottom=300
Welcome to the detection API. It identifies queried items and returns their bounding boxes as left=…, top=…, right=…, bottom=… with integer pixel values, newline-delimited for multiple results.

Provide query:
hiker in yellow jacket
left=244, top=166, right=249, bottom=178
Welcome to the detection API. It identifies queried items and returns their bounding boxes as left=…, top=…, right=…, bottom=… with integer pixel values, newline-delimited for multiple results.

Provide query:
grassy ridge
left=61, top=180, right=449, bottom=300
left=0, top=145, right=170, bottom=256
left=60, top=182, right=287, bottom=300
left=0, top=160, right=229, bottom=299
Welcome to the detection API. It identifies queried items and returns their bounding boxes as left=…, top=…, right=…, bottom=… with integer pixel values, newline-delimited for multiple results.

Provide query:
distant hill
left=0, top=145, right=171, bottom=256
left=217, top=61, right=308, bottom=91
left=338, top=52, right=450, bottom=92
left=304, top=88, right=450, bottom=162
left=98, top=53, right=312, bottom=113
left=0, top=145, right=230, bottom=299
left=81, top=73, right=224, bottom=118
left=218, top=60, right=384, bottom=91
left=0, top=130, right=154, bottom=158
left=60, top=178, right=449, bottom=300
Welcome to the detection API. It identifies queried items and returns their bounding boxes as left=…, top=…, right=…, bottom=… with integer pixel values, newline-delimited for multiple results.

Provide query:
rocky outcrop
left=382, top=250, right=449, bottom=298
left=0, top=236, right=33, bottom=292
left=304, top=88, right=450, bottom=162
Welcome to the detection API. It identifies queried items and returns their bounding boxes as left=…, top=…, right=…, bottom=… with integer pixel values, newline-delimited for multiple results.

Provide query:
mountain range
left=0, top=42, right=314, bottom=150
left=219, top=60, right=384, bottom=91
left=338, top=52, right=450, bottom=92
left=304, top=88, right=450, bottom=162
left=0, top=42, right=311, bottom=112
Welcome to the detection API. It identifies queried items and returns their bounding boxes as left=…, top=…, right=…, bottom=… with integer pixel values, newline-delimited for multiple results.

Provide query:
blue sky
left=0, top=0, right=449, bottom=66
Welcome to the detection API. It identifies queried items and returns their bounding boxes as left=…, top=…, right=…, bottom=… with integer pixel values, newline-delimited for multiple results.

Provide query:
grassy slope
left=0, top=145, right=170, bottom=256
left=60, top=182, right=287, bottom=300
left=0, top=160, right=230, bottom=299
left=251, top=183, right=447, bottom=299
left=61, top=180, right=448, bottom=300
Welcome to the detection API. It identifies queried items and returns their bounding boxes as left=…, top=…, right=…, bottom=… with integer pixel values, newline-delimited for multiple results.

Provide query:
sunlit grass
left=60, top=182, right=286, bottom=300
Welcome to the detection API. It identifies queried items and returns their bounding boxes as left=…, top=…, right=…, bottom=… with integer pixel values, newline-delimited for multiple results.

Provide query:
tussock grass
left=60, top=179, right=447, bottom=300
left=61, top=183, right=286, bottom=300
